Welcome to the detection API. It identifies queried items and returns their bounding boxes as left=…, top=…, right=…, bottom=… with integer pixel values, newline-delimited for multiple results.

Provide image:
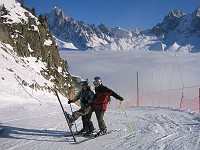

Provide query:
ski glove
left=68, top=100, right=73, bottom=104
left=119, top=97, right=124, bottom=101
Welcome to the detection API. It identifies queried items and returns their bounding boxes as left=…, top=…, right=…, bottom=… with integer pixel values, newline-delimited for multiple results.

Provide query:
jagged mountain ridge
left=45, top=6, right=200, bottom=52
left=44, top=7, right=114, bottom=50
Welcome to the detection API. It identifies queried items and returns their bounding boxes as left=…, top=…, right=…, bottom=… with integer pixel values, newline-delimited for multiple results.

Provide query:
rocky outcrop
left=0, top=2, right=75, bottom=96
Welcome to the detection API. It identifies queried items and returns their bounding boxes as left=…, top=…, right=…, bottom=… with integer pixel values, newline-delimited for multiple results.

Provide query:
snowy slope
left=0, top=0, right=39, bottom=24
left=0, top=96, right=199, bottom=150
left=0, top=42, right=54, bottom=107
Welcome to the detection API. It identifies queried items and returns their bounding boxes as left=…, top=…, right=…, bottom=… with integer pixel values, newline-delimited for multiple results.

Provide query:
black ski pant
left=72, top=106, right=94, bottom=132
left=82, top=110, right=94, bottom=132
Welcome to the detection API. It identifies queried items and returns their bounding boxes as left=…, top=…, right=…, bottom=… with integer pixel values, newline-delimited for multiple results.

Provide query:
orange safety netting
left=108, top=86, right=200, bottom=114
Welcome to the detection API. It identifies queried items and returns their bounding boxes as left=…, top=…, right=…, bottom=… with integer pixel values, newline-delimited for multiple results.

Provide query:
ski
left=93, top=130, right=113, bottom=138
left=64, top=132, right=85, bottom=137
left=65, top=128, right=97, bottom=137
left=0, top=123, right=3, bottom=131
left=65, top=130, right=97, bottom=137
left=55, top=90, right=76, bottom=142
left=73, top=130, right=114, bottom=144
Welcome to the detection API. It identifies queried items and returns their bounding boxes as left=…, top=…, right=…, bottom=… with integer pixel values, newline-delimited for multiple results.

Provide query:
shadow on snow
left=0, top=124, right=71, bottom=142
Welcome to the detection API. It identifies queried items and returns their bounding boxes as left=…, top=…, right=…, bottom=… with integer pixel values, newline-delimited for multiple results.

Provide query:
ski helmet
left=81, top=80, right=88, bottom=86
left=93, top=76, right=102, bottom=85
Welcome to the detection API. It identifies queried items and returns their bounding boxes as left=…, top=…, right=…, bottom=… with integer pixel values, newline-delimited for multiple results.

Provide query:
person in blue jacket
left=67, top=80, right=95, bottom=135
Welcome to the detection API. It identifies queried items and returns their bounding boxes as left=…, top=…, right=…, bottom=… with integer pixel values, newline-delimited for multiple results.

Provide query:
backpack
left=107, top=96, right=111, bottom=104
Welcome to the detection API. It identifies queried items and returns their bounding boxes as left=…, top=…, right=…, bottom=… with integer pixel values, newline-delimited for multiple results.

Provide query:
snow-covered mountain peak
left=111, top=26, right=133, bottom=38
left=97, top=23, right=113, bottom=37
left=192, top=6, right=200, bottom=17
left=158, top=9, right=185, bottom=32
left=51, top=6, right=70, bottom=20
left=98, top=23, right=108, bottom=29
left=167, top=9, right=185, bottom=19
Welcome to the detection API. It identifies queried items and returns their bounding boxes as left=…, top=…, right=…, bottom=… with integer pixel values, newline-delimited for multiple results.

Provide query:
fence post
left=199, top=88, right=200, bottom=114
left=179, top=91, right=184, bottom=110
left=136, top=71, right=140, bottom=106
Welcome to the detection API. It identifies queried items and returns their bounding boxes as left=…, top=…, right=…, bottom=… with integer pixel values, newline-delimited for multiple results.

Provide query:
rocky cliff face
left=0, top=1, right=75, bottom=96
left=151, top=10, right=185, bottom=35
left=191, top=6, right=200, bottom=33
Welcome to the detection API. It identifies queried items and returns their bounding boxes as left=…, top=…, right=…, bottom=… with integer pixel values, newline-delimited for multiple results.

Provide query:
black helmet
left=93, top=76, right=102, bottom=85
left=81, top=80, right=88, bottom=86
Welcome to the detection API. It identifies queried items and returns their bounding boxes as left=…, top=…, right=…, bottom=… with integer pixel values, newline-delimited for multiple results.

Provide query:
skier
left=67, top=80, right=95, bottom=135
left=92, top=76, right=124, bottom=136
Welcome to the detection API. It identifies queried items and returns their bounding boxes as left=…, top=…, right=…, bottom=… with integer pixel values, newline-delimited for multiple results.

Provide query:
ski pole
left=120, top=101, right=135, bottom=136
left=55, top=91, right=76, bottom=142
left=69, top=103, right=78, bottom=132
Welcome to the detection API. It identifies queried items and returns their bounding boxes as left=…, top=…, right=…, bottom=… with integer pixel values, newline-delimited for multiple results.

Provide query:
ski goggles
left=93, top=81, right=100, bottom=86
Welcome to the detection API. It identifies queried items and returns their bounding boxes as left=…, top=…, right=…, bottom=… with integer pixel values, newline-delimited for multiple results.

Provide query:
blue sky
left=24, top=0, right=200, bottom=30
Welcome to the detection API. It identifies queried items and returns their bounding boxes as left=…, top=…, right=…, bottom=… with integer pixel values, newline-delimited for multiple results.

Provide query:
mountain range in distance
left=44, top=6, right=200, bottom=53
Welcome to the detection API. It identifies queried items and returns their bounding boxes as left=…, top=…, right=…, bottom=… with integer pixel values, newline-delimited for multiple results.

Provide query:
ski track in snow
left=0, top=102, right=200, bottom=150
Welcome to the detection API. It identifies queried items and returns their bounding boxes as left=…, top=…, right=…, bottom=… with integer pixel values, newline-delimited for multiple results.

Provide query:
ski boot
left=84, top=130, right=96, bottom=136
left=95, top=128, right=107, bottom=137
left=64, top=111, right=76, bottom=127
left=78, top=128, right=89, bottom=134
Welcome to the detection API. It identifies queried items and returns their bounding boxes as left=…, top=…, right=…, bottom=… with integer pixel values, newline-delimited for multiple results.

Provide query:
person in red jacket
left=93, top=76, right=124, bottom=136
